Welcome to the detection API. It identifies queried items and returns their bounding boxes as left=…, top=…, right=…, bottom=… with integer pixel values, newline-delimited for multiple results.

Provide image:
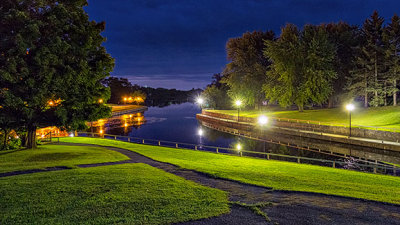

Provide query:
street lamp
left=196, top=97, right=204, bottom=109
left=123, top=97, right=127, bottom=104
left=346, top=103, right=355, bottom=137
left=98, top=99, right=103, bottom=104
left=235, top=100, right=242, bottom=122
left=198, top=128, right=204, bottom=136
left=257, top=115, right=268, bottom=154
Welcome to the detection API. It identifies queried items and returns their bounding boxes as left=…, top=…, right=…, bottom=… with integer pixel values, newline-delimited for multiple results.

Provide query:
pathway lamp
left=345, top=103, right=355, bottom=137
left=98, top=99, right=103, bottom=104
left=257, top=115, right=268, bottom=154
left=198, top=128, right=204, bottom=136
left=196, top=97, right=204, bottom=109
left=123, top=97, right=127, bottom=104
left=235, top=100, right=242, bottom=122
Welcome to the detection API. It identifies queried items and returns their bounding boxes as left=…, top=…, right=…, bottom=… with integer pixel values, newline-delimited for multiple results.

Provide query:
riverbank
left=198, top=110, right=400, bottom=151
left=111, top=104, right=147, bottom=116
left=208, top=106, right=400, bottom=131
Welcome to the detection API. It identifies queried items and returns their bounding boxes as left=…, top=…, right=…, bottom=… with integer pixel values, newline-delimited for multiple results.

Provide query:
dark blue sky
left=85, top=0, right=400, bottom=90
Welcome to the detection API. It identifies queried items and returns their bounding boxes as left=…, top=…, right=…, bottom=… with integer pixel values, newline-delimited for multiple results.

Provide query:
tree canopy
left=0, top=0, right=114, bottom=148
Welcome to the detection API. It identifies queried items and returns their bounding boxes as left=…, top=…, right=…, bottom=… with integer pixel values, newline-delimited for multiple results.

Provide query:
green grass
left=61, top=137, right=400, bottom=205
left=0, top=144, right=129, bottom=173
left=0, top=163, right=229, bottom=224
left=208, top=106, right=400, bottom=130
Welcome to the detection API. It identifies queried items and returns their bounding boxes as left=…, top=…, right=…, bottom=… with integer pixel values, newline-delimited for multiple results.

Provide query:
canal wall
left=197, top=112, right=400, bottom=152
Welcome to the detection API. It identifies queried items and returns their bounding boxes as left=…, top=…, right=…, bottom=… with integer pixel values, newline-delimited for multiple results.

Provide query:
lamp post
left=258, top=115, right=268, bottom=154
left=235, top=100, right=242, bottom=122
left=346, top=103, right=355, bottom=137
left=196, top=97, right=204, bottom=109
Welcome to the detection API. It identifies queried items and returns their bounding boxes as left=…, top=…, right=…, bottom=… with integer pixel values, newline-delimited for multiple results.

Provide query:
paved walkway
left=1, top=143, right=400, bottom=225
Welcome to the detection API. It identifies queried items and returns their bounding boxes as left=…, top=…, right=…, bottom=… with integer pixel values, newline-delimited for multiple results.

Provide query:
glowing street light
left=98, top=99, right=103, bottom=104
left=258, top=115, right=268, bottom=125
left=345, top=103, right=355, bottom=137
left=258, top=115, right=268, bottom=153
left=235, top=100, right=242, bottom=122
left=236, top=143, right=242, bottom=151
left=123, top=97, right=127, bottom=104
left=196, top=97, right=205, bottom=110
left=198, top=128, right=204, bottom=136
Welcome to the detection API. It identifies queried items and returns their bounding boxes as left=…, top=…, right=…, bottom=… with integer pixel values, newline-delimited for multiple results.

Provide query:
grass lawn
left=208, top=106, right=400, bottom=130
left=0, top=144, right=129, bottom=173
left=0, top=163, right=229, bottom=224
left=61, top=137, right=400, bottom=205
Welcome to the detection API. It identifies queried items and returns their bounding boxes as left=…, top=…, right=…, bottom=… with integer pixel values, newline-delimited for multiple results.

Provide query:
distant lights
left=69, top=133, right=74, bottom=137
left=99, top=130, right=103, bottom=134
left=236, top=143, right=242, bottom=151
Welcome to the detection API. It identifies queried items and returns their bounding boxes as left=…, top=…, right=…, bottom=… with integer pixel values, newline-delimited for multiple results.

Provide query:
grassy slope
left=61, top=137, right=400, bottom=204
left=0, top=144, right=129, bottom=173
left=0, top=163, right=229, bottom=224
left=209, top=106, right=400, bottom=129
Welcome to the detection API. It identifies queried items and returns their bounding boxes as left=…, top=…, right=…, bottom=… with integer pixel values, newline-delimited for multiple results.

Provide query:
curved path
left=2, top=143, right=400, bottom=225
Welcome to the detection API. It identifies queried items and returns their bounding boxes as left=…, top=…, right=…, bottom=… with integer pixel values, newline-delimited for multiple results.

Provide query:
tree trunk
left=394, top=80, right=397, bottom=106
left=298, top=104, right=304, bottom=112
left=384, top=81, right=387, bottom=106
left=2, top=129, right=8, bottom=150
left=374, top=53, right=378, bottom=107
left=26, top=125, right=37, bottom=149
left=328, top=96, right=334, bottom=108
left=364, top=91, right=368, bottom=108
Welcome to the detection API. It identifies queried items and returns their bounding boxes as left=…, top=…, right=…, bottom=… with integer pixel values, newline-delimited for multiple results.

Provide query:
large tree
left=264, top=24, right=336, bottom=111
left=222, top=31, right=275, bottom=109
left=348, top=11, right=385, bottom=107
left=383, top=14, right=400, bottom=106
left=0, top=0, right=114, bottom=148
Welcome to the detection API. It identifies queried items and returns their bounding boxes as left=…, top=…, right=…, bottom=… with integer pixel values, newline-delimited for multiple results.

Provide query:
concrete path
left=2, top=143, right=400, bottom=225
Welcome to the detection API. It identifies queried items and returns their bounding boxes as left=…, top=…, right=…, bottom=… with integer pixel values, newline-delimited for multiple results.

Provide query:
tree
left=264, top=24, right=336, bottom=111
left=323, top=22, right=360, bottom=107
left=102, top=77, right=135, bottom=104
left=383, top=14, right=400, bottom=106
left=202, top=73, right=230, bottom=109
left=349, top=11, right=385, bottom=107
left=131, top=90, right=146, bottom=105
left=0, top=0, right=114, bottom=148
left=222, top=31, right=275, bottom=109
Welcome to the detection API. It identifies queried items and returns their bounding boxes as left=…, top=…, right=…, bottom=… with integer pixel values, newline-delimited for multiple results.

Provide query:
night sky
left=85, top=0, right=400, bottom=90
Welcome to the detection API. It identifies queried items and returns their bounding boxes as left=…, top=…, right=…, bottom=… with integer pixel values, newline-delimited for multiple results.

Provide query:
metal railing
left=75, top=132, right=399, bottom=176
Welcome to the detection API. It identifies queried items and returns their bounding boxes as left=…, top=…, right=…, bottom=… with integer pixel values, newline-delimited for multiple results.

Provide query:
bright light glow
left=99, top=130, right=103, bottom=134
left=196, top=97, right=204, bottom=105
left=15, top=136, right=19, bottom=139
left=236, top=143, right=242, bottom=150
left=124, top=123, right=128, bottom=127
left=48, top=101, right=54, bottom=106
left=346, top=103, right=355, bottom=111
left=69, top=133, right=74, bottom=137
left=124, top=97, right=127, bottom=101
left=198, top=128, right=204, bottom=136
left=235, top=100, right=242, bottom=107
left=129, top=114, right=133, bottom=118
left=41, top=134, right=45, bottom=138
left=258, top=115, right=268, bottom=125
left=98, top=99, right=103, bottom=104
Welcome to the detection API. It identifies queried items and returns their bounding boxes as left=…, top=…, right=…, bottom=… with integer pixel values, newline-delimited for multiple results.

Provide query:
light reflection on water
left=88, top=102, right=400, bottom=166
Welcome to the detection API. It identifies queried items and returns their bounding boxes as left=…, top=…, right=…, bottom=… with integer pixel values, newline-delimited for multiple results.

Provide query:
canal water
left=88, top=102, right=400, bottom=173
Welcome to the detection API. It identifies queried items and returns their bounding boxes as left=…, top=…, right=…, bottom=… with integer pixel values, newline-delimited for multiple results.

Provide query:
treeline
left=203, top=11, right=400, bottom=111
left=102, top=77, right=202, bottom=107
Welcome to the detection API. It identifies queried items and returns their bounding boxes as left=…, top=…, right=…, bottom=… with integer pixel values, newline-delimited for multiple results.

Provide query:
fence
left=75, top=132, right=399, bottom=176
